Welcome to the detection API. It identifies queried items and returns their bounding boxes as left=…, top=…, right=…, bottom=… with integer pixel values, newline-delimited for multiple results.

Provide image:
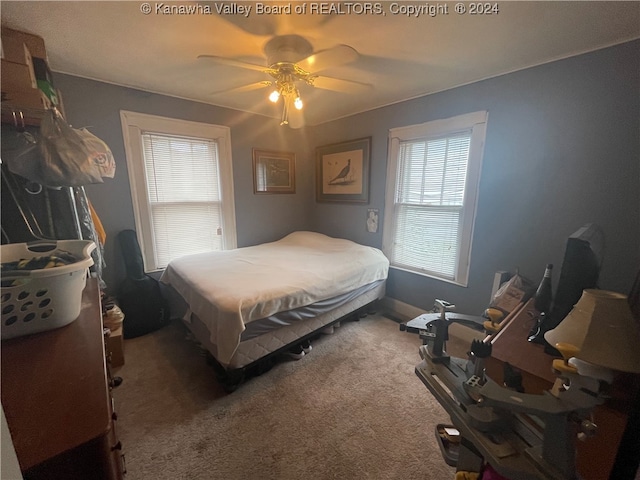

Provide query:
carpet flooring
left=112, top=315, right=457, bottom=479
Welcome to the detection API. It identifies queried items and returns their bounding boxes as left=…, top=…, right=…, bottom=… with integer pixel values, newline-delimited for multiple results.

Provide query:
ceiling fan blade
left=297, top=45, right=358, bottom=73
left=198, top=54, right=268, bottom=73
left=212, top=81, right=272, bottom=95
left=312, top=76, right=373, bottom=94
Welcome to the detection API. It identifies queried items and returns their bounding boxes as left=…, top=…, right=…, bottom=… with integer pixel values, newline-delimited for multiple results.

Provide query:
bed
left=160, top=231, right=389, bottom=389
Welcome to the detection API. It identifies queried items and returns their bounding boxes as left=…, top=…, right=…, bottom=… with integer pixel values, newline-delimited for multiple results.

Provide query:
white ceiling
left=2, top=1, right=639, bottom=127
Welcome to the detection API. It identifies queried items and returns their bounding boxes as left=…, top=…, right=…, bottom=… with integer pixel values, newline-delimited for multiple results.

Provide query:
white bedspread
left=160, top=231, right=389, bottom=365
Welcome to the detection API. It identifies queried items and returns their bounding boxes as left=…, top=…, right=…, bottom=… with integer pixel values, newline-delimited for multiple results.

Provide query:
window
left=121, top=111, right=237, bottom=272
left=382, top=111, right=487, bottom=286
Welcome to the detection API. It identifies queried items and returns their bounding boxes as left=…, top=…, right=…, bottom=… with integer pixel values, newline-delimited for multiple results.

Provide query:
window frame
left=120, top=110, right=237, bottom=272
left=382, top=111, right=488, bottom=286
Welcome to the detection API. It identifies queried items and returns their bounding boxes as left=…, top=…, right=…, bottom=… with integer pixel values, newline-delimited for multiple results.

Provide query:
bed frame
left=165, top=281, right=385, bottom=392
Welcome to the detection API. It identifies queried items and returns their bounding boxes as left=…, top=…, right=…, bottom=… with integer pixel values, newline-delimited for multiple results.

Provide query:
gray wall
left=55, top=40, right=639, bottom=314
left=54, top=75, right=316, bottom=291
left=308, top=40, right=640, bottom=314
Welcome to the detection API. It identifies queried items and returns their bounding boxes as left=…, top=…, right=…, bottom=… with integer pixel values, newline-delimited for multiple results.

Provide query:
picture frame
left=252, top=148, right=296, bottom=194
left=316, top=137, right=371, bottom=203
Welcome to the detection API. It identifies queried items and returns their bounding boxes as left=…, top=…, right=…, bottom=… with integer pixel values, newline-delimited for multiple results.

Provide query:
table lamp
left=544, top=289, right=640, bottom=375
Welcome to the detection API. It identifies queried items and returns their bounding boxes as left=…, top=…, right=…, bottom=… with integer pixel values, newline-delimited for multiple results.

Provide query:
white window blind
left=383, top=112, right=487, bottom=286
left=121, top=111, right=237, bottom=272
left=142, top=133, right=223, bottom=268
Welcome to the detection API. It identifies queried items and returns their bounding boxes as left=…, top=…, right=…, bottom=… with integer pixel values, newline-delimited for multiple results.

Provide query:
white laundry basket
left=1, top=240, right=96, bottom=340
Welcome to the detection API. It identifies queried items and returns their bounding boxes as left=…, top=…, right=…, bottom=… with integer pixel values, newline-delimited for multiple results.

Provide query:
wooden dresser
left=1, top=279, right=125, bottom=479
left=485, top=300, right=638, bottom=480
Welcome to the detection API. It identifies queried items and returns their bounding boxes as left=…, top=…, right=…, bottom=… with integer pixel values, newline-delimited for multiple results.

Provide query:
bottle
left=528, top=264, right=554, bottom=343
left=534, top=264, right=553, bottom=314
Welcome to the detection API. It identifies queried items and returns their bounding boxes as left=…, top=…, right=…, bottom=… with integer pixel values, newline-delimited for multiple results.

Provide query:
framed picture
left=252, top=149, right=296, bottom=194
left=316, top=137, right=371, bottom=203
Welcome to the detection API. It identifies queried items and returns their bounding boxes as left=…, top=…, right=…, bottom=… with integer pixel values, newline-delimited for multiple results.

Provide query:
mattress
left=160, top=231, right=390, bottom=366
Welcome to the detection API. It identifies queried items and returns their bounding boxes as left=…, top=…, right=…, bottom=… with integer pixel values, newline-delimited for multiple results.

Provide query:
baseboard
left=380, top=296, right=427, bottom=321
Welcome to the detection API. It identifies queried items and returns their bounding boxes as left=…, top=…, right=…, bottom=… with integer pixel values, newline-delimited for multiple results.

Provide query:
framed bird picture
left=253, top=149, right=296, bottom=194
left=316, top=137, right=371, bottom=203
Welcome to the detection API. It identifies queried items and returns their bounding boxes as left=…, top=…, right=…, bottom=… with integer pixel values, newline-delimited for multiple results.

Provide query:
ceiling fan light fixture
left=269, top=89, right=280, bottom=103
left=269, top=78, right=303, bottom=125
left=199, top=36, right=364, bottom=127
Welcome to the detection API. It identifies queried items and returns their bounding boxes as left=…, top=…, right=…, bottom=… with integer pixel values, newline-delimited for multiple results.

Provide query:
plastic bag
left=3, top=127, right=44, bottom=182
left=9, top=110, right=116, bottom=187
left=37, top=109, right=116, bottom=187
left=489, top=272, right=535, bottom=314
left=6, top=110, right=116, bottom=187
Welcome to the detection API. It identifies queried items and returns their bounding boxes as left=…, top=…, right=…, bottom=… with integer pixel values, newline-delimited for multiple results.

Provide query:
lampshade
left=544, top=289, right=640, bottom=373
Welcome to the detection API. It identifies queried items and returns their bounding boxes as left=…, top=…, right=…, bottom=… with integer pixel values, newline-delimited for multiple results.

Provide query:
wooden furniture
left=484, top=299, right=557, bottom=394
left=1, top=279, right=125, bottom=479
left=485, top=300, right=638, bottom=480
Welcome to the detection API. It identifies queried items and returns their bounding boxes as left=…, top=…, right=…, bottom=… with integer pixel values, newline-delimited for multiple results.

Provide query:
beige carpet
left=112, top=315, right=457, bottom=480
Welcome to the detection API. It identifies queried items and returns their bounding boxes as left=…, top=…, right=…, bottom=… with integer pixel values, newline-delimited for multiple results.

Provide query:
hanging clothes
left=88, top=200, right=106, bottom=246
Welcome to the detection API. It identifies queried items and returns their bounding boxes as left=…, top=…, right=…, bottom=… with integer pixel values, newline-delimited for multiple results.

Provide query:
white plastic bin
left=1, top=240, right=96, bottom=340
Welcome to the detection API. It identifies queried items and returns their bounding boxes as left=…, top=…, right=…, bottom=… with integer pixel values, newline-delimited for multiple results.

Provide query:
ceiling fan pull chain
left=280, top=96, right=290, bottom=126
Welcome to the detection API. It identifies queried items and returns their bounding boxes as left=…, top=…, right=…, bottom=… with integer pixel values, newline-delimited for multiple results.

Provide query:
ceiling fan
left=198, top=35, right=371, bottom=126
